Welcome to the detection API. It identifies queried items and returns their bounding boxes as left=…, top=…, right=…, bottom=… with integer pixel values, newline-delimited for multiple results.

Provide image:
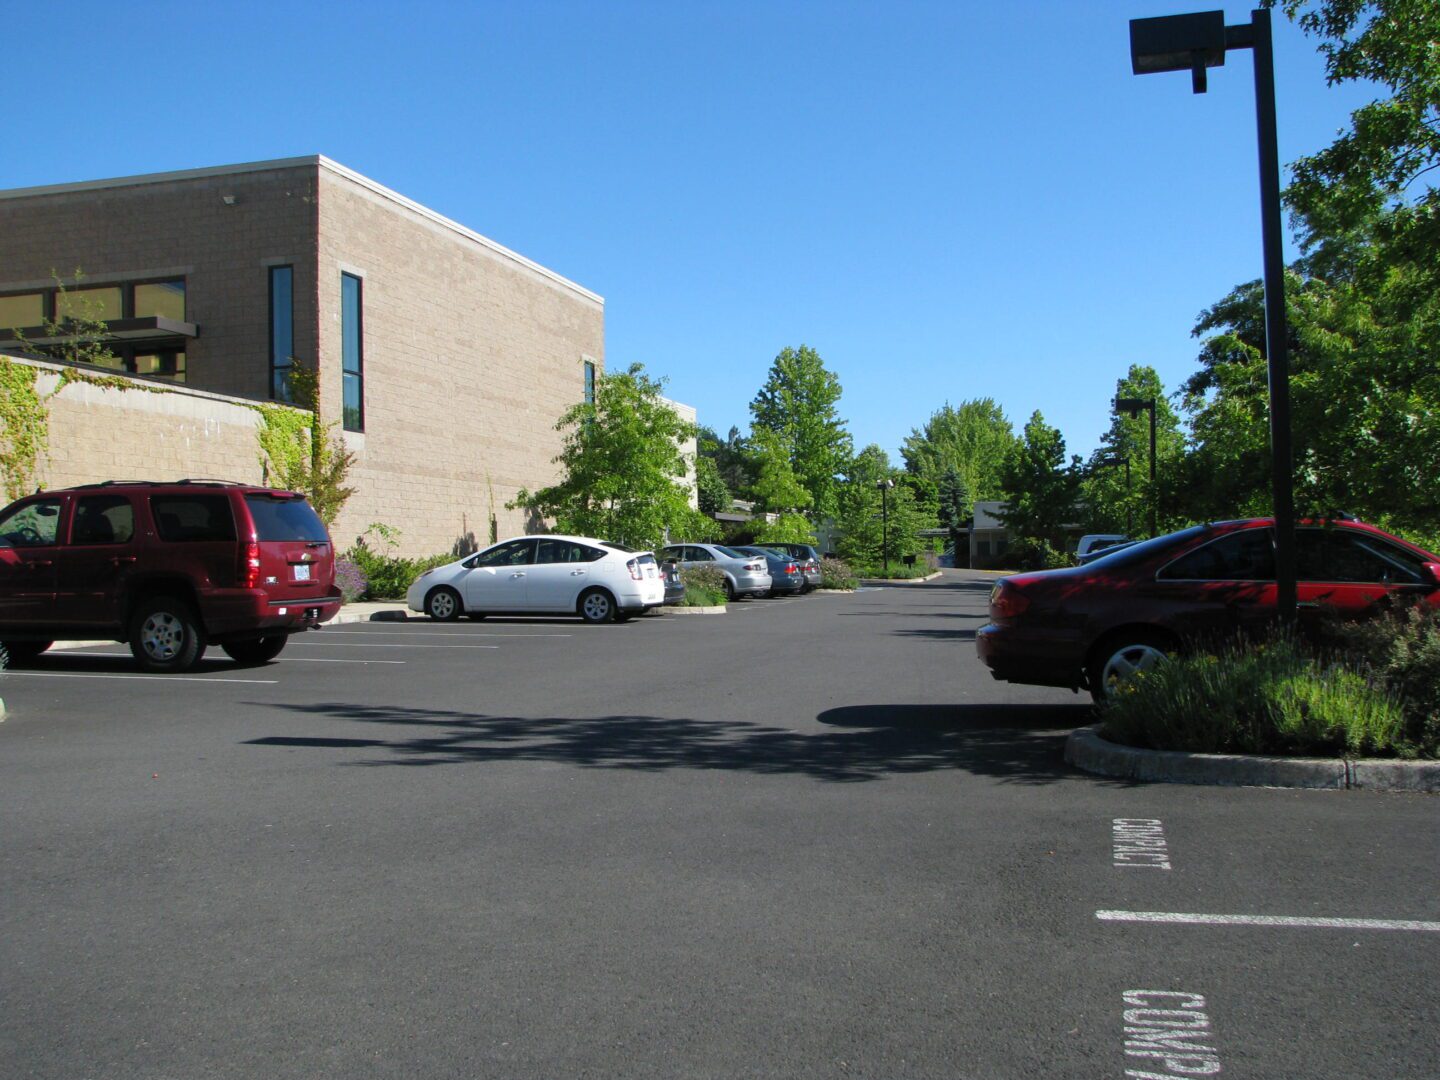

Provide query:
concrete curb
left=662, top=605, right=727, bottom=615
left=1065, top=724, right=1440, bottom=792
left=858, top=571, right=944, bottom=586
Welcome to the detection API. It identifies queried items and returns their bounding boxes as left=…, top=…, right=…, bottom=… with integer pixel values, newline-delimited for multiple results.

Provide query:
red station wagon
left=0, top=480, right=341, bottom=671
left=976, top=517, right=1440, bottom=702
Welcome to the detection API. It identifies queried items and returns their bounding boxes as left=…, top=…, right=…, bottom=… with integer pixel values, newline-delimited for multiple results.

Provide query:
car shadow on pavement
left=245, top=700, right=1093, bottom=784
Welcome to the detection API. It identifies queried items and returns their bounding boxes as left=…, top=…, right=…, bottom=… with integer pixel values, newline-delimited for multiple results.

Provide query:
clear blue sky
left=2, top=0, right=1376, bottom=464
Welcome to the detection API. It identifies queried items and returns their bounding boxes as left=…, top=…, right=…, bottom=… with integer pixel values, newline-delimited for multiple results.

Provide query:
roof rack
left=70, top=478, right=247, bottom=490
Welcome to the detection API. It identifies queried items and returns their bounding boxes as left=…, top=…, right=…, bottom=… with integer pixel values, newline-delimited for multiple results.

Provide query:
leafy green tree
left=1081, top=366, right=1184, bottom=536
left=749, top=427, right=814, bottom=516
left=698, top=424, right=755, bottom=502
left=900, top=399, right=1017, bottom=504
left=510, top=363, right=707, bottom=549
left=834, top=444, right=890, bottom=565
left=695, top=454, right=730, bottom=516
left=997, top=412, right=1080, bottom=548
left=937, top=467, right=971, bottom=533
left=754, top=513, right=817, bottom=546
left=750, top=345, right=852, bottom=519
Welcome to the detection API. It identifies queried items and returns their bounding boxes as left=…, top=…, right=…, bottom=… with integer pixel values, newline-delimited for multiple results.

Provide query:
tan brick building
left=0, top=156, right=614, bottom=556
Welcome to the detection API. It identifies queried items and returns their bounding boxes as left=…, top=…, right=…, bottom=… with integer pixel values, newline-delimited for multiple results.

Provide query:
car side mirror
left=1423, top=563, right=1440, bottom=586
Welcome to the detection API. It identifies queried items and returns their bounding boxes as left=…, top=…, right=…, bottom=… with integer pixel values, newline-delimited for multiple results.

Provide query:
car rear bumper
left=204, top=590, right=342, bottom=639
left=976, top=622, right=1084, bottom=689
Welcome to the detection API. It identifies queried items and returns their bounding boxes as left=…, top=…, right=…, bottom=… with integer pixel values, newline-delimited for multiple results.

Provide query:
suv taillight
left=240, top=540, right=261, bottom=588
left=989, top=582, right=1030, bottom=619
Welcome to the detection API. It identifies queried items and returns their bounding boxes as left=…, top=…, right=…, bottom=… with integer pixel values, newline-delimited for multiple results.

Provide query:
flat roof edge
left=315, top=156, right=602, bottom=306
left=0, top=156, right=323, bottom=201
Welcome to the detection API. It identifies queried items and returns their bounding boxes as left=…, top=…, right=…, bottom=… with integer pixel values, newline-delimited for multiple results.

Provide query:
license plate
left=293, top=563, right=311, bottom=581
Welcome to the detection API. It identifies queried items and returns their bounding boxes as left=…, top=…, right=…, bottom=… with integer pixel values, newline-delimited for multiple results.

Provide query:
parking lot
left=2, top=572, right=1435, bottom=1079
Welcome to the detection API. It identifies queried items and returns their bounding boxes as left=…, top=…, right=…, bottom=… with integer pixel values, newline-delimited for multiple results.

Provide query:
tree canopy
left=510, top=363, right=707, bottom=549
left=750, top=345, right=852, bottom=519
left=900, top=399, right=1016, bottom=502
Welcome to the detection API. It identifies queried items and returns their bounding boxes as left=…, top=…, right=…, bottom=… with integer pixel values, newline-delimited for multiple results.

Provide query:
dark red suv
left=0, top=480, right=341, bottom=671
left=976, top=518, right=1440, bottom=702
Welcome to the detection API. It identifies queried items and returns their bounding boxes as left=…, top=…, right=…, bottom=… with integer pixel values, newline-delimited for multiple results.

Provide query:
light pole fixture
left=1129, top=6, right=1297, bottom=622
left=1114, top=397, right=1157, bottom=538
left=1095, top=454, right=1133, bottom=536
left=876, top=478, right=895, bottom=573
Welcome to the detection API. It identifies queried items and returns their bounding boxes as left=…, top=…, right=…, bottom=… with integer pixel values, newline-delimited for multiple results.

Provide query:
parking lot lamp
left=1129, top=6, right=1296, bottom=622
left=1114, top=397, right=1156, bottom=537
left=877, top=479, right=895, bottom=572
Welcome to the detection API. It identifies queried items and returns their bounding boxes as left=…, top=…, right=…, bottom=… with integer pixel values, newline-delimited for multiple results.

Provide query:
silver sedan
left=658, top=543, right=772, bottom=601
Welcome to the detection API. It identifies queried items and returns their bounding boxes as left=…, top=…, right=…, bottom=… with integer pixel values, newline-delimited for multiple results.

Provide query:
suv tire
left=222, top=635, right=288, bottom=665
left=130, top=596, right=206, bottom=673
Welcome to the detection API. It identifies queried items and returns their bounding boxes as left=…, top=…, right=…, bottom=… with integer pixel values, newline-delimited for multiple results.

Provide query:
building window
left=0, top=278, right=188, bottom=382
left=269, top=266, right=294, bottom=401
left=583, top=359, right=596, bottom=405
left=341, top=272, right=363, bottom=432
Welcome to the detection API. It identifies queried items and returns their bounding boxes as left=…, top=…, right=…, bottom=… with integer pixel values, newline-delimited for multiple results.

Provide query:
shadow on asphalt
left=245, top=700, right=1093, bottom=784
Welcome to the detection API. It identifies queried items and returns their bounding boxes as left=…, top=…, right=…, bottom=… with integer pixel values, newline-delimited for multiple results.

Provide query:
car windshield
left=1082, top=524, right=1209, bottom=568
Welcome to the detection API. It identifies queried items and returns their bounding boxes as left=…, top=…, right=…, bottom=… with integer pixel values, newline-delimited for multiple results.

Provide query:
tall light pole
left=877, top=478, right=895, bottom=572
left=1130, top=6, right=1297, bottom=622
left=1115, top=397, right=1157, bottom=537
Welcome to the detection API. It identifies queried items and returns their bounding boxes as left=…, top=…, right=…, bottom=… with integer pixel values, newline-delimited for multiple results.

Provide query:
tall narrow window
left=269, top=266, right=293, bottom=400
left=583, top=359, right=596, bottom=405
left=341, top=272, right=364, bottom=431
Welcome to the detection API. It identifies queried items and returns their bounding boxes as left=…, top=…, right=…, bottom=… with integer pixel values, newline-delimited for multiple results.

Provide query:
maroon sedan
left=976, top=517, right=1440, bottom=702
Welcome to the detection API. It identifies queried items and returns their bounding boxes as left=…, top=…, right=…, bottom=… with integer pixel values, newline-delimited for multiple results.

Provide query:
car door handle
left=570, top=569, right=586, bottom=576
left=1296, top=601, right=1320, bottom=609
left=27, top=560, right=53, bottom=569
left=110, top=555, right=137, bottom=566
left=511, top=571, right=526, bottom=578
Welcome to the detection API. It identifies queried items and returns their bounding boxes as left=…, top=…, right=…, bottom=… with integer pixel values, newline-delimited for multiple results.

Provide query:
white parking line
left=287, top=642, right=500, bottom=649
left=316, top=629, right=572, bottom=638
left=4, top=671, right=278, bottom=685
left=1097, top=910, right=1440, bottom=932
left=74, top=652, right=405, bottom=665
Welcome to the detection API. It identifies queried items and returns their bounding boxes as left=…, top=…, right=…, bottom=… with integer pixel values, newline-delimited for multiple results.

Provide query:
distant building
left=0, top=156, right=693, bottom=554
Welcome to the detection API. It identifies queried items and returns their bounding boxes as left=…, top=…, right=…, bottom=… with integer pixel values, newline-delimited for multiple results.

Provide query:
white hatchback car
left=406, top=535, right=665, bottom=623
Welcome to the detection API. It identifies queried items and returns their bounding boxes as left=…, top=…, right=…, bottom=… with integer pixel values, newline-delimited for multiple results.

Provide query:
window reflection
left=0, top=293, right=45, bottom=328
left=55, top=286, right=122, bottom=321
left=134, top=281, right=186, bottom=320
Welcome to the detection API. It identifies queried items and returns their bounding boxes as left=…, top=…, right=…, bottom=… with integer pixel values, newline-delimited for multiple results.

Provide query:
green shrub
left=1100, top=635, right=1411, bottom=758
left=1009, top=537, right=1071, bottom=571
left=1322, top=603, right=1440, bottom=757
left=343, top=524, right=454, bottom=600
left=853, top=562, right=931, bottom=580
left=679, top=563, right=727, bottom=606
left=820, top=557, right=857, bottom=590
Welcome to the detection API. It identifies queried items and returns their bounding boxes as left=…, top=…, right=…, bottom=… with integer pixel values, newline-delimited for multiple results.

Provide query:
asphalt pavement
left=1, top=571, right=1434, bottom=1079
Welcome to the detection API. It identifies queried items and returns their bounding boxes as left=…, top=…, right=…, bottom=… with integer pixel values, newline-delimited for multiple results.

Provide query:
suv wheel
left=222, top=635, right=288, bottom=665
left=130, top=596, right=206, bottom=673
left=425, top=586, right=463, bottom=622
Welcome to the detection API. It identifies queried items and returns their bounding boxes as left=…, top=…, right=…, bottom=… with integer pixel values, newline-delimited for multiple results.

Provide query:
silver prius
left=659, top=543, right=772, bottom=601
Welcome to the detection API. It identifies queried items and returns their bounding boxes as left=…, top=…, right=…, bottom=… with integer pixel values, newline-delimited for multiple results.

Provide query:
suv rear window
left=151, top=495, right=237, bottom=542
left=244, top=495, right=329, bottom=542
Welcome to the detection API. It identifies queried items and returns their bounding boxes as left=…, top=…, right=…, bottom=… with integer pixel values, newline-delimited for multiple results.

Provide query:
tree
left=900, top=399, right=1017, bottom=503
left=510, top=363, right=707, bottom=549
left=750, top=345, right=852, bottom=519
left=1080, top=365, right=1184, bottom=536
left=748, top=428, right=814, bottom=516
left=997, top=412, right=1080, bottom=548
left=698, top=424, right=755, bottom=502
left=834, top=445, right=890, bottom=566
left=937, top=467, right=970, bottom=530
left=695, top=455, right=730, bottom=516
